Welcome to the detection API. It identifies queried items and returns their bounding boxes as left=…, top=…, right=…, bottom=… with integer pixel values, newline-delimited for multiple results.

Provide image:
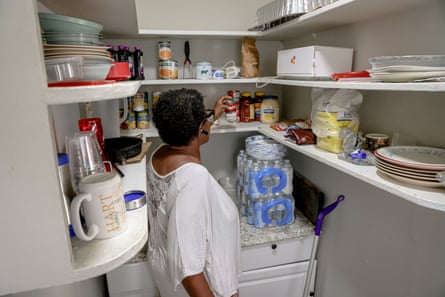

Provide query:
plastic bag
left=241, top=37, right=259, bottom=78
left=311, top=88, right=363, bottom=153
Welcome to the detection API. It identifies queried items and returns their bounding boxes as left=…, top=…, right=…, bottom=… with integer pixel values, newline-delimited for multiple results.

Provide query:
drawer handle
left=271, top=243, right=277, bottom=250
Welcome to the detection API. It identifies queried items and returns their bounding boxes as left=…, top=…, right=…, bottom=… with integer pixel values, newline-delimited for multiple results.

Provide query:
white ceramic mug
left=70, top=171, right=128, bottom=241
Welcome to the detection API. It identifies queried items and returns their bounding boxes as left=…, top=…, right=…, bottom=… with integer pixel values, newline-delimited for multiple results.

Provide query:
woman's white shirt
left=147, top=150, right=240, bottom=297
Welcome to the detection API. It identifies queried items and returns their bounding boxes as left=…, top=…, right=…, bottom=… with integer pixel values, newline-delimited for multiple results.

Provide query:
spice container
left=254, top=91, right=264, bottom=121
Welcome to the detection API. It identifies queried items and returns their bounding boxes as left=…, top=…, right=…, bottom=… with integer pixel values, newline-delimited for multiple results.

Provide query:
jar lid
left=241, top=92, right=251, bottom=97
left=124, top=190, right=147, bottom=211
left=255, top=91, right=265, bottom=96
left=196, top=61, right=212, bottom=66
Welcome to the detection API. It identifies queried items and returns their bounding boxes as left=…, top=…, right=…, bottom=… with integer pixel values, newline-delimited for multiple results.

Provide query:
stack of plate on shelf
left=39, top=12, right=103, bottom=45
left=38, top=12, right=113, bottom=83
left=374, top=146, right=445, bottom=188
left=368, top=55, right=445, bottom=82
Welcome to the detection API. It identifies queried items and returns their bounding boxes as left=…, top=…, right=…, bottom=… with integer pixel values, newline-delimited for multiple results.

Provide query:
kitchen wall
left=280, top=1, right=445, bottom=296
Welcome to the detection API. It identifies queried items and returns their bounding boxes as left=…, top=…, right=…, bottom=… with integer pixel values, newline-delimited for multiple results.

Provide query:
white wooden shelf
left=139, top=77, right=445, bottom=92
left=44, top=81, right=142, bottom=105
left=259, top=77, right=445, bottom=92
left=121, top=121, right=261, bottom=139
left=70, top=206, right=148, bottom=280
left=140, top=78, right=259, bottom=86
left=258, top=126, right=445, bottom=212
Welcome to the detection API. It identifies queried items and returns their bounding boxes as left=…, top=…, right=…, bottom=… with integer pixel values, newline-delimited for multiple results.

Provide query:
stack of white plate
left=368, top=55, right=445, bottom=82
left=374, top=146, right=445, bottom=188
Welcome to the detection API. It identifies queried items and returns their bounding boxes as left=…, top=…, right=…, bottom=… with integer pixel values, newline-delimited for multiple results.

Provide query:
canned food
left=159, top=60, right=178, bottom=79
left=228, top=90, right=241, bottom=103
left=136, top=110, right=150, bottom=129
left=158, top=41, right=171, bottom=60
left=225, top=103, right=238, bottom=123
left=120, top=111, right=136, bottom=130
left=132, top=93, right=145, bottom=112
left=152, top=91, right=162, bottom=105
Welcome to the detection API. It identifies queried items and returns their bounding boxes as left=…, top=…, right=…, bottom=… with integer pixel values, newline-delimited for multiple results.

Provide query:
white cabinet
left=0, top=1, right=146, bottom=295
left=239, top=237, right=315, bottom=297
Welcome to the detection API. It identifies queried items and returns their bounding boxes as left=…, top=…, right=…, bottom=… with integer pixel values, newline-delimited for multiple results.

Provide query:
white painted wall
left=280, top=1, right=445, bottom=296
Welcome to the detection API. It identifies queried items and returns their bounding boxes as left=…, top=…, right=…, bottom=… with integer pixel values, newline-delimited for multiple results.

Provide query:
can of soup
left=158, top=41, right=172, bottom=60
left=159, top=60, right=178, bottom=79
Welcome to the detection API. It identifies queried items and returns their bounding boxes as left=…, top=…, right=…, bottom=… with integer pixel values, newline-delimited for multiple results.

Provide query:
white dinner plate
left=43, top=44, right=109, bottom=51
left=375, top=158, right=440, bottom=178
left=370, top=71, right=445, bottom=82
left=370, top=65, right=445, bottom=72
left=375, top=162, right=439, bottom=182
left=375, top=146, right=445, bottom=170
left=44, top=51, right=110, bottom=58
left=377, top=168, right=445, bottom=188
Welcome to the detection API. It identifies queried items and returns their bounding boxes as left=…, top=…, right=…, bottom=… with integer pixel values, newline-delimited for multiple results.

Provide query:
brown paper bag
left=241, top=37, right=259, bottom=78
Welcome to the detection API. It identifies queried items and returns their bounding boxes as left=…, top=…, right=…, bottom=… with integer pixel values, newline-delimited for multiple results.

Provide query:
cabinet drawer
left=241, top=235, right=314, bottom=271
left=239, top=261, right=315, bottom=297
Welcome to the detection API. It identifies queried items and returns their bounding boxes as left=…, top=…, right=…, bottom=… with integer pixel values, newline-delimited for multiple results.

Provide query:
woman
left=146, top=88, right=240, bottom=297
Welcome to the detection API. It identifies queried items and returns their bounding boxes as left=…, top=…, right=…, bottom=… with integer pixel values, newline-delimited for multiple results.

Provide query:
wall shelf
left=258, top=126, right=445, bottom=212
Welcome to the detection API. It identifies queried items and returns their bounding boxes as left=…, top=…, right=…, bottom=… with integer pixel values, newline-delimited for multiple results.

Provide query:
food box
left=277, top=46, right=353, bottom=78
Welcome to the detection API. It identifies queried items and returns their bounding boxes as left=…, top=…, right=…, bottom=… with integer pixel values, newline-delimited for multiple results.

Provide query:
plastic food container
left=45, top=56, right=84, bottom=82
left=83, top=64, right=113, bottom=81
left=124, top=191, right=146, bottom=211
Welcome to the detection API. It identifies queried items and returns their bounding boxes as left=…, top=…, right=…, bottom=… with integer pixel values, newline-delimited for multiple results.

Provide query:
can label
left=159, top=60, right=178, bottom=79
left=225, top=104, right=237, bottom=123
left=136, top=111, right=150, bottom=129
left=132, top=93, right=145, bottom=112
left=158, top=41, right=171, bottom=60
left=152, top=91, right=162, bottom=105
left=121, top=111, right=136, bottom=130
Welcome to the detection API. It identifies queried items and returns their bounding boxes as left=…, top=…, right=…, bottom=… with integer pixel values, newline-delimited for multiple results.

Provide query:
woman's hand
left=213, top=95, right=232, bottom=120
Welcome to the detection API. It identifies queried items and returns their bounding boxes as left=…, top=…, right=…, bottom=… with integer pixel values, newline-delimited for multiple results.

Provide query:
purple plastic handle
left=314, top=195, right=345, bottom=236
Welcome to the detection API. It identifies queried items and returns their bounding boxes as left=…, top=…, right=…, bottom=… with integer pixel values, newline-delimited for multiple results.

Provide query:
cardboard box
left=277, top=46, right=353, bottom=78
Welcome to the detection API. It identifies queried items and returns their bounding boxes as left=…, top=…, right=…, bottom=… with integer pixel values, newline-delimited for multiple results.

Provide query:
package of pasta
left=310, top=88, right=363, bottom=153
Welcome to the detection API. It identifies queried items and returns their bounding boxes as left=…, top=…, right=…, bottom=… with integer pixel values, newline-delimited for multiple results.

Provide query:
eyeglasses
left=205, top=109, right=215, bottom=124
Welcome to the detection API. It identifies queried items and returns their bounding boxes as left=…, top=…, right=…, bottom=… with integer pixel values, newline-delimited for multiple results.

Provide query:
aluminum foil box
left=277, top=46, right=353, bottom=78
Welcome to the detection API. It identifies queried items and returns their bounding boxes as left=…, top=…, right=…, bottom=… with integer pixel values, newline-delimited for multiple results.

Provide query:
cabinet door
left=239, top=261, right=315, bottom=297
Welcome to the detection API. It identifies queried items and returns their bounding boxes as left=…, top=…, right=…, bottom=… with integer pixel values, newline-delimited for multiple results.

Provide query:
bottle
left=107, top=45, right=118, bottom=61
left=282, top=159, right=293, bottom=195
left=240, top=92, right=254, bottom=122
left=254, top=91, right=264, bottom=121
left=260, top=95, right=280, bottom=123
left=133, top=45, right=145, bottom=80
left=125, top=46, right=135, bottom=80
left=57, top=153, right=76, bottom=238
left=117, top=45, right=128, bottom=62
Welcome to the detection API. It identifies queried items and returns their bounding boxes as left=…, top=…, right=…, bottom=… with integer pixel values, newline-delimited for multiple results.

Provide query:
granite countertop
left=128, top=209, right=314, bottom=263
left=240, top=209, right=314, bottom=248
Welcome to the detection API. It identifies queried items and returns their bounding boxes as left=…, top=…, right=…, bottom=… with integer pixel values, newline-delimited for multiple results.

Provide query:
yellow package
left=313, top=111, right=359, bottom=153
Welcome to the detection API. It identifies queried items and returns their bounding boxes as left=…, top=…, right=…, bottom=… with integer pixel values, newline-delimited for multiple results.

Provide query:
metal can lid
left=124, top=190, right=147, bottom=211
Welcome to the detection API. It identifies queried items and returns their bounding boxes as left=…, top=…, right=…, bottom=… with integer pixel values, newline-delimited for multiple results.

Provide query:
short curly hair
left=152, top=88, right=207, bottom=146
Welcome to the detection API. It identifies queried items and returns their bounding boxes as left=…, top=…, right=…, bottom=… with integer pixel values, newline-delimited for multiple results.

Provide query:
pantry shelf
left=44, top=81, right=142, bottom=105
left=258, top=127, right=445, bottom=212
left=121, top=122, right=261, bottom=139
left=259, top=77, right=445, bottom=92
left=70, top=206, right=148, bottom=280
left=140, top=78, right=259, bottom=86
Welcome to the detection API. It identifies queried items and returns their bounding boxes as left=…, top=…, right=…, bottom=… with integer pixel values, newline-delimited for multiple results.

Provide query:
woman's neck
left=167, top=139, right=201, bottom=161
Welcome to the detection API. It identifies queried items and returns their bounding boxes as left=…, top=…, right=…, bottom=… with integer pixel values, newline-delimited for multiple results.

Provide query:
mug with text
left=70, top=171, right=128, bottom=241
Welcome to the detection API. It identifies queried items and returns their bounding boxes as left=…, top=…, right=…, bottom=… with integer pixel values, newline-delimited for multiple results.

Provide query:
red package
left=286, top=128, right=316, bottom=145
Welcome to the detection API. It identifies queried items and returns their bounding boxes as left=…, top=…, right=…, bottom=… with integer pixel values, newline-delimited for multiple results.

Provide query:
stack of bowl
left=39, top=12, right=113, bottom=83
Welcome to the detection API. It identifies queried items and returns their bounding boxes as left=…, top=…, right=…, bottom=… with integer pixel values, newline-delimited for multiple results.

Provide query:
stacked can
left=120, top=92, right=150, bottom=130
left=225, top=90, right=241, bottom=123
left=158, top=41, right=178, bottom=79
